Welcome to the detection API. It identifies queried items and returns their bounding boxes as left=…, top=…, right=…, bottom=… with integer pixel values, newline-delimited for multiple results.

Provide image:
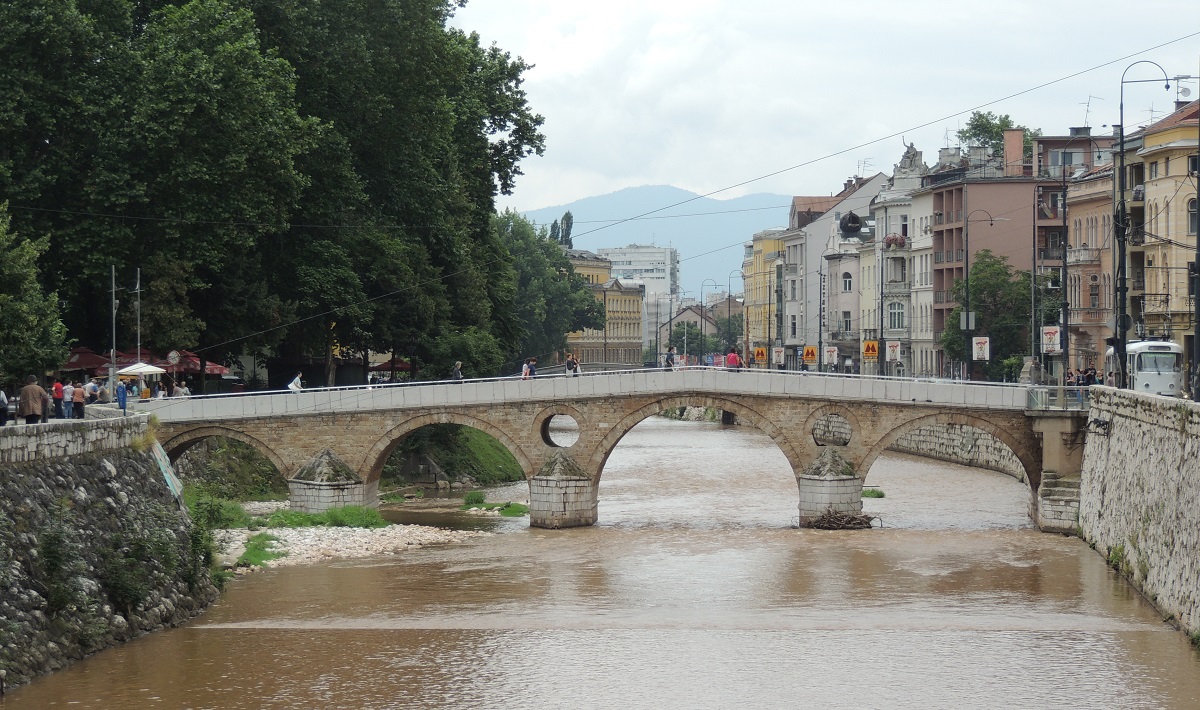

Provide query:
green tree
left=956, top=111, right=1042, bottom=156
left=0, top=205, right=68, bottom=385
left=712, top=313, right=744, bottom=353
left=667, top=321, right=711, bottom=359
left=495, top=210, right=603, bottom=372
left=560, top=211, right=574, bottom=249
left=940, top=250, right=1044, bottom=380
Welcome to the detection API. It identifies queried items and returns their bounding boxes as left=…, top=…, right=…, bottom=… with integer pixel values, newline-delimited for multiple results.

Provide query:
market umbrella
left=117, top=362, right=166, bottom=376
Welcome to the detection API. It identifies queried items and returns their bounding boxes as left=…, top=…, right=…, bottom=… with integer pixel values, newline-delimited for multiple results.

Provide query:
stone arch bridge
left=136, top=370, right=1084, bottom=530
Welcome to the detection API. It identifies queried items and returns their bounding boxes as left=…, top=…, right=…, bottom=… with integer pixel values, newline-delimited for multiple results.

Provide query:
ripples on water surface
left=6, top=417, right=1199, bottom=709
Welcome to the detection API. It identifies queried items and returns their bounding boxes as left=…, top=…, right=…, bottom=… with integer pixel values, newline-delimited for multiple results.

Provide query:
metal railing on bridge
left=1025, top=385, right=1090, bottom=411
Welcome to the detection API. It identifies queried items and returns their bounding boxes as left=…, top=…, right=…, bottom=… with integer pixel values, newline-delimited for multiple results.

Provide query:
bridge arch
left=362, top=411, right=536, bottom=484
left=587, top=395, right=805, bottom=482
left=861, top=412, right=1040, bottom=489
left=161, top=426, right=289, bottom=478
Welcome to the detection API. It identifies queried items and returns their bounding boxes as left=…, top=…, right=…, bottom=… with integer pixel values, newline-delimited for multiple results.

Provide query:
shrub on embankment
left=383, top=424, right=524, bottom=487
left=0, top=448, right=219, bottom=689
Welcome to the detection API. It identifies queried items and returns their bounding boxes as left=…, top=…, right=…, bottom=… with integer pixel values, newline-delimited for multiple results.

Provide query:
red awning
left=63, top=347, right=111, bottom=370
left=170, top=350, right=230, bottom=376
left=368, top=357, right=412, bottom=372
left=115, top=348, right=163, bottom=367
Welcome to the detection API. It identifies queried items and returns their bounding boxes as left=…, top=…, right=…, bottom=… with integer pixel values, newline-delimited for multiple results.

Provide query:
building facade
left=566, top=249, right=646, bottom=367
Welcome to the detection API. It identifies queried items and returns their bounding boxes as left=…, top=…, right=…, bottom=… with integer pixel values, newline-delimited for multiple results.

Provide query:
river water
left=6, top=417, right=1200, bottom=709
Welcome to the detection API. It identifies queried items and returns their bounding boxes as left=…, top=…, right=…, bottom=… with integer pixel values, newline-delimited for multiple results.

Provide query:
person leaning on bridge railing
left=726, top=348, right=742, bottom=372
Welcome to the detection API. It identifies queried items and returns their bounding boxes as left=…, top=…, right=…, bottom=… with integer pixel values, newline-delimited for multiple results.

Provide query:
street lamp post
left=727, top=269, right=741, bottom=358
left=700, top=278, right=718, bottom=364
left=1116, top=61, right=1171, bottom=389
left=963, top=209, right=996, bottom=380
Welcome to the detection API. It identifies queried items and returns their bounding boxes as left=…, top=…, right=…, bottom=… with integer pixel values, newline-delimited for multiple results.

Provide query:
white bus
left=1105, top=340, right=1185, bottom=397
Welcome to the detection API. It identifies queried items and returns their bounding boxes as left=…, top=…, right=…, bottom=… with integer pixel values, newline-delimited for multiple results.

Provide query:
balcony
left=883, top=280, right=911, bottom=295
left=934, top=291, right=946, bottom=304
left=1037, top=248, right=1064, bottom=262
left=1067, top=247, right=1102, bottom=265
left=934, top=252, right=945, bottom=264
left=830, top=330, right=858, bottom=342
left=1129, top=227, right=1145, bottom=246
left=1132, top=275, right=1146, bottom=292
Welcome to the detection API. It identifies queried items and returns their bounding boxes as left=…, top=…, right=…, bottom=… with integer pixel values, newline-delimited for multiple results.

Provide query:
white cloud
left=453, top=1, right=1200, bottom=210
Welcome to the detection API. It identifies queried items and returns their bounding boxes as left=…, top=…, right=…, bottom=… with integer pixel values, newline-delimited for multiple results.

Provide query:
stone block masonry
left=288, top=479, right=380, bottom=513
left=888, top=423, right=1024, bottom=480
left=797, top=475, right=863, bottom=524
left=0, top=414, right=149, bottom=464
left=1078, top=387, right=1200, bottom=640
left=529, top=476, right=597, bottom=529
left=0, top=444, right=219, bottom=689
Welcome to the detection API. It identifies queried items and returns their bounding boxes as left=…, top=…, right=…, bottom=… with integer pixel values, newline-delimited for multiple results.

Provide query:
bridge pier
left=528, top=452, right=598, bottom=528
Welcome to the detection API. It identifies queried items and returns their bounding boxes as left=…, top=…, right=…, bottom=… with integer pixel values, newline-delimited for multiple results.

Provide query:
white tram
left=1104, top=340, right=1186, bottom=397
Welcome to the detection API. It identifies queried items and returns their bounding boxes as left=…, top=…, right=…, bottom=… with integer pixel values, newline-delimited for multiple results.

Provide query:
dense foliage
left=0, top=204, right=68, bottom=385
left=1, top=0, right=591, bottom=383
left=940, top=249, right=1061, bottom=381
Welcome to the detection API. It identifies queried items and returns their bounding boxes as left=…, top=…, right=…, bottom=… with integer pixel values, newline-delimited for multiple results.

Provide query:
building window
left=789, top=279, right=797, bottom=300
left=1149, top=161, right=1159, bottom=179
left=841, top=311, right=852, bottom=333
left=790, top=315, right=797, bottom=338
left=842, top=272, right=852, bottom=292
left=1189, top=155, right=1199, bottom=175
left=1190, top=199, right=1198, bottom=235
left=888, top=302, right=905, bottom=330
left=1089, top=284, right=1099, bottom=308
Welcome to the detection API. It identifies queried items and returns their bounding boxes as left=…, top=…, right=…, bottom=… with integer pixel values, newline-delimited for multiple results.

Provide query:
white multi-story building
left=781, top=174, right=888, bottom=371
left=865, top=143, right=929, bottom=376
left=596, top=244, right=680, bottom=351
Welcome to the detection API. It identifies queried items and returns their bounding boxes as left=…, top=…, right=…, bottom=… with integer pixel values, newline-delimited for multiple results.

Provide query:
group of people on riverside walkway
left=0, top=373, right=197, bottom=426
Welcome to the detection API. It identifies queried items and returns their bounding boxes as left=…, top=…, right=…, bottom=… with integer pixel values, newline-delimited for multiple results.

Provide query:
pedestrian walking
left=72, top=381, right=86, bottom=418
left=521, top=358, right=531, bottom=379
left=0, top=388, right=8, bottom=426
left=287, top=371, right=303, bottom=393
left=726, top=348, right=742, bottom=372
left=564, top=353, right=580, bottom=377
left=62, top=381, right=75, bottom=419
left=664, top=346, right=676, bottom=370
left=527, top=357, right=538, bottom=378
left=452, top=361, right=464, bottom=382
left=52, top=378, right=64, bottom=418
left=18, top=376, right=49, bottom=425
left=116, top=379, right=128, bottom=413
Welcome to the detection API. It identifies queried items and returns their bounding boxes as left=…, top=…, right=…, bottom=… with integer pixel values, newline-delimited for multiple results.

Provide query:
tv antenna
left=1081, top=95, right=1104, bottom=127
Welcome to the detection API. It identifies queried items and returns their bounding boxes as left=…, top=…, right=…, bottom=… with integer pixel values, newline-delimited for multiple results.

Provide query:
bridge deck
left=133, top=369, right=1032, bottom=424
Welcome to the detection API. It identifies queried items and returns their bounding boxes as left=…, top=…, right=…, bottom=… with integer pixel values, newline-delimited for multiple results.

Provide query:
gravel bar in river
left=216, top=524, right=490, bottom=567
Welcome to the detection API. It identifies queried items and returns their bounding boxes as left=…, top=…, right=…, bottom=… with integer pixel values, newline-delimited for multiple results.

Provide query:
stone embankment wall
left=887, top=424, right=1024, bottom=480
left=1078, top=387, right=1200, bottom=639
left=0, top=416, right=218, bottom=689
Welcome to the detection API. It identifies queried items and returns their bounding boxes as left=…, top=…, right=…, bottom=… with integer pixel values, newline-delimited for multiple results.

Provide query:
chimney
left=1068, top=126, right=1092, bottom=137
left=1176, top=100, right=1192, bottom=112
left=1002, top=128, right=1025, bottom=177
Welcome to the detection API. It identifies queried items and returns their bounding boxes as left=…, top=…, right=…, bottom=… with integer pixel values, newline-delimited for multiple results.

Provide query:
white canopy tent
left=117, top=362, right=166, bottom=376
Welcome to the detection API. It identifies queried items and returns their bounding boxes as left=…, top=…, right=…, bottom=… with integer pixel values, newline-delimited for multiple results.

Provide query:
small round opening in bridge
left=812, top=413, right=851, bottom=446
left=542, top=414, right=580, bottom=448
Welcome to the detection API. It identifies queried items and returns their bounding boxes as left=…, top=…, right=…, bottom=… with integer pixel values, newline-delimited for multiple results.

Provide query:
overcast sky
left=451, top=1, right=1200, bottom=214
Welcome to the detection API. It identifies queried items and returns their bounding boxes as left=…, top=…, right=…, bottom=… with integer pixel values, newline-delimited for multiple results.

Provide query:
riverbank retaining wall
left=887, top=424, right=1024, bottom=480
left=0, top=416, right=218, bottom=689
left=1078, top=387, right=1200, bottom=639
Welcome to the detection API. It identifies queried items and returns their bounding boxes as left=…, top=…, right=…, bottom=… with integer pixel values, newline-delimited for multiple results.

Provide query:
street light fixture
left=963, top=209, right=996, bottom=380
left=1115, top=61, right=1171, bottom=389
left=727, top=269, right=742, bottom=357
left=700, top=278, right=719, bottom=364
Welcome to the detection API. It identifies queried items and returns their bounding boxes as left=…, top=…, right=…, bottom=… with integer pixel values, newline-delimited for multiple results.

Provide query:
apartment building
left=565, top=249, right=645, bottom=366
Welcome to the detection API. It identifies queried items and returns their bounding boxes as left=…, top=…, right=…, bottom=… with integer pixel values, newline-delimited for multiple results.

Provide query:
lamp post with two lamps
left=727, top=269, right=742, bottom=360
left=1114, top=61, right=1172, bottom=389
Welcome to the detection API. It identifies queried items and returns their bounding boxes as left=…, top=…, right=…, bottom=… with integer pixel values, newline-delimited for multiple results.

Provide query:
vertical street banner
left=886, top=341, right=901, bottom=362
left=802, top=346, right=818, bottom=364
left=862, top=340, right=878, bottom=362
left=824, top=346, right=838, bottom=364
left=972, top=336, right=991, bottom=361
left=1041, top=326, right=1062, bottom=355
left=772, top=347, right=785, bottom=364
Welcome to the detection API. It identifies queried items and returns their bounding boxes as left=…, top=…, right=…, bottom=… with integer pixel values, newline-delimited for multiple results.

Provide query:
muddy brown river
left=5, top=417, right=1199, bottom=709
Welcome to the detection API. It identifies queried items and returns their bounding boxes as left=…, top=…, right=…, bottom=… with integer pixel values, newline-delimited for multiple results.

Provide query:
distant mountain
left=519, top=185, right=791, bottom=298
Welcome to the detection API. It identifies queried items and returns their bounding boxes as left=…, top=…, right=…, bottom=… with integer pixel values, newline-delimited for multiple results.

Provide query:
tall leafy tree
left=957, top=111, right=1042, bottom=156
left=940, top=250, right=1048, bottom=380
left=495, top=210, right=603, bottom=372
left=560, top=210, right=574, bottom=248
left=0, top=205, right=68, bottom=386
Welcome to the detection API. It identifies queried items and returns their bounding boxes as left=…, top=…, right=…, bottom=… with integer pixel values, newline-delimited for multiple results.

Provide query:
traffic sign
left=863, top=340, right=878, bottom=361
left=753, top=347, right=767, bottom=363
left=802, top=346, right=817, bottom=364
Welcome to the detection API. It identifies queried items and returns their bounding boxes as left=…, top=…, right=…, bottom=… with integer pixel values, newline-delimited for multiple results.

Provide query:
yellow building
left=742, top=228, right=785, bottom=367
left=566, top=249, right=646, bottom=366
left=1126, top=100, right=1199, bottom=359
